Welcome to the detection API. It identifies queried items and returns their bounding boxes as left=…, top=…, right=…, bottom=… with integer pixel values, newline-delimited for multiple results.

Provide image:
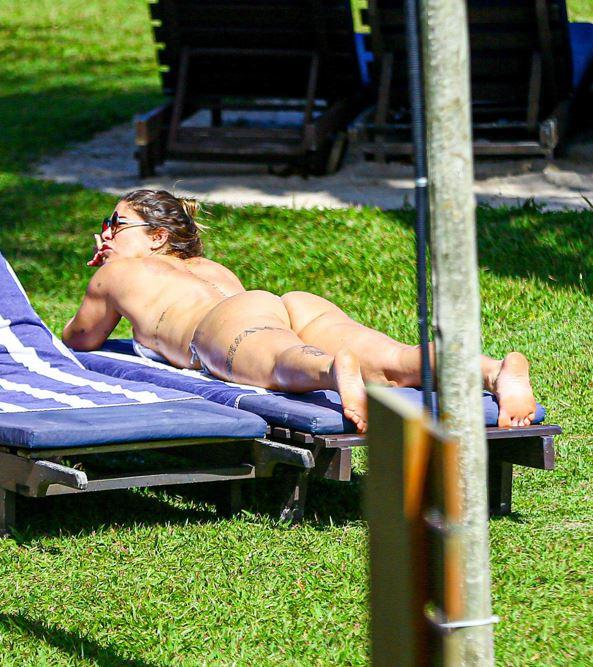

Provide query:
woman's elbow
left=62, top=325, right=99, bottom=351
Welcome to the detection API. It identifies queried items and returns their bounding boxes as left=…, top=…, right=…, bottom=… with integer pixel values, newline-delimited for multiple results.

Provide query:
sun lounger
left=0, top=253, right=323, bottom=535
left=0, top=251, right=562, bottom=524
left=77, top=339, right=562, bottom=517
left=135, top=0, right=367, bottom=177
left=356, top=0, right=593, bottom=158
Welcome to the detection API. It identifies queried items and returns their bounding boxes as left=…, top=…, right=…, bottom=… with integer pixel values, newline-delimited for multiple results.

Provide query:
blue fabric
left=78, top=340, right=546, bottom=434
left=0, top=253, right=189, bottom=410
left=0, top=252, right=266, bottom=447
left=569, top=23, right=593, bottom=89
left=354, top=33, right=373, bottom=86
left=0, top=401, right=266, bottom=449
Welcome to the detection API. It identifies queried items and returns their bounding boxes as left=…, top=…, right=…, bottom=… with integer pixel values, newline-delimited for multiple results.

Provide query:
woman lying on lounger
left=62, top=189, right=536, bottom=433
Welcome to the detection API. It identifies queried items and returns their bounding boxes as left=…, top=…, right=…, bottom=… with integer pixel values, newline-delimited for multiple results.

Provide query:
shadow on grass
left=10, top=473, right=363, bottom=543
left=11, top=488, right=221, bottom=543
left=224, top=473, right=364, bottom=527
left=0, top=87, right=162, bottom=173
left=0, top=613, right=155, bottom=667
left=393, top=203, right=593, bottom=293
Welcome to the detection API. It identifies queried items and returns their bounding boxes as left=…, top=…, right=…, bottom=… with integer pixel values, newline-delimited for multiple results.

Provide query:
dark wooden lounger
left=358, top=0, right=577, bottom=159
left=135, top=0, right=367, bottom=177
left=0, top=423, right=561, bottom=534
left=0, top=435, right=314, bottom=536
left=267, top=422, right=563, bottom=518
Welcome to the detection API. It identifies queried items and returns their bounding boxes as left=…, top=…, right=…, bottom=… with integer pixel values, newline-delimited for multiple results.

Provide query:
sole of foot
left=494, top=352, right=537, bottom=428
left=333, top=349, right=368, bottom=434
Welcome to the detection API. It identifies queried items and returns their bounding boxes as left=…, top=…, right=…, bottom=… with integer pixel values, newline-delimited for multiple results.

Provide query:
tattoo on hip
left=225, top=326, right=286, bottom=377
left=299, top=345, right=325, bottom=357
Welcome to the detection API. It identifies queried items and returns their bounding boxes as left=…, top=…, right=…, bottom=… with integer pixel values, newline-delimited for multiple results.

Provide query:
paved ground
left=37, top=118, right=593, bottom=210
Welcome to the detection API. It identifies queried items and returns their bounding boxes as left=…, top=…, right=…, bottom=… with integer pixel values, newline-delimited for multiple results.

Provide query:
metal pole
left=405, top=0, right=434, bottom=417
left=420, top=0, right=495, bottom=664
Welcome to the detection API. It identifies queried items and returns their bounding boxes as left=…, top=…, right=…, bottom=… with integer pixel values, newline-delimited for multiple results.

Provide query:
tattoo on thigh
left=299, top=345, right=325, bottom=357
left=225, top=326, right=286, bottom=377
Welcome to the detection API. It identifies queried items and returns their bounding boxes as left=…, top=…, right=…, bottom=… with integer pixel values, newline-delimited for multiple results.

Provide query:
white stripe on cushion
left=0, top=378, right=97, bottom=408
left=0, top=401, right=27, bottom=413
left=0, top=318, right=166, bottom=404
left=3, top=261, right=85, bottom=368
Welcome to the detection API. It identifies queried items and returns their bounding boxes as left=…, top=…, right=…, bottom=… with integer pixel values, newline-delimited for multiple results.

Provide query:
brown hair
left=121, top=189, right=207, bottom=258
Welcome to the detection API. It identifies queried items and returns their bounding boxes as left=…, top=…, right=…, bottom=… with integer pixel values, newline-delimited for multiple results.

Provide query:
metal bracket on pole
left=426, top=609, right=500, bottom=634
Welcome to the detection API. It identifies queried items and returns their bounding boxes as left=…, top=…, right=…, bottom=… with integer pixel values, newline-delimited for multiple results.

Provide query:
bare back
left=103, top=255, right=245, bottom=366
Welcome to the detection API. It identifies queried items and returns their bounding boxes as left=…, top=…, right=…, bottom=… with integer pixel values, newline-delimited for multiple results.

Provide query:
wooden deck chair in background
left=360, top=0, right=584, bottom=159
left=135, top=0, right=368, bottom=177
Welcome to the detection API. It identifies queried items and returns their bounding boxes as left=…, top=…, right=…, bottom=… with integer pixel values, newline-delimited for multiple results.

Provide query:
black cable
left=404, top=0, right=435, bottom=417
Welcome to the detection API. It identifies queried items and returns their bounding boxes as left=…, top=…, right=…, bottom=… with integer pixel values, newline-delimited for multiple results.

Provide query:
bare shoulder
left=86, top=258, right=147, bottom=294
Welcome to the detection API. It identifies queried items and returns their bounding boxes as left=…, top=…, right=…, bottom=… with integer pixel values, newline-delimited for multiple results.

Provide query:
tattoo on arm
left=224, top=326, right=285, bottom=377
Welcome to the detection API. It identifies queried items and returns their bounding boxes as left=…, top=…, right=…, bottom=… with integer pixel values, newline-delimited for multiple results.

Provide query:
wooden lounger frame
left=0, top=422, right=561, bottom=535
left=0, top=435, right=315, bottom=536
left=135, top=0, right=366, bottom=177
left=267, top=422, right=562, bottom=518
left=357, top=0, right=575, bottom=159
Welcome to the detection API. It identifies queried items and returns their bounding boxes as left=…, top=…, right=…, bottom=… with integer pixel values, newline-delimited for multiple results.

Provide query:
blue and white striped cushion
left=0, top=254, right=194, bottom=412
left=0, top=252, right=267, bottom=447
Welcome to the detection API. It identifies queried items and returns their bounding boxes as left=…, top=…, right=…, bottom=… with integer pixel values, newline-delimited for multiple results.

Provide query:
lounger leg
left=279, top=470, right=309, bottom=523
left=0, top=489, right=16, bottom=537
left=488, top=459, right=513, bottom=516
left=215, top=480, right=243, bottom=518
left=211, top=108, right=222, bottom=127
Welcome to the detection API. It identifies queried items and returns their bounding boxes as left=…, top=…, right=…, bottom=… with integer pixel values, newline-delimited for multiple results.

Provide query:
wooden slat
left=485, top=424, right=562, bottom=440
left=167, top=141, right=305, bottom=157
left=175, top=5, right=310, bottom=27
left=371, top=0, right=574, bottom=118
left=45, top=465, right=256, bottom=496
left=176, top=126, right=302, bottom=141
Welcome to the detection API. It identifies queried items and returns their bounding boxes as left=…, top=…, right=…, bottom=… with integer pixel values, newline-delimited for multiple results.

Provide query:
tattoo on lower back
left=154, top=308, right=168, bottom=349
left=299, top=345, right=325, bottom=357
left=225, top=326, right=285, bottom=377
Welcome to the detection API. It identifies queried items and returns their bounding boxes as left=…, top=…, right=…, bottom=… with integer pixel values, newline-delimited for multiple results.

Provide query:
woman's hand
left=87, top=234, right=107, bottom=267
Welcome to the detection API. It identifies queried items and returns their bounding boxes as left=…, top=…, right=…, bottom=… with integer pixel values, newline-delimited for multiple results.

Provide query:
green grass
left=568, top=0, right=593, bottom=22
left=0, top=0, right=162, bottom=172
left=2, top=190, right=593, bottom=665
left=0, top=0, right=593, bottom=664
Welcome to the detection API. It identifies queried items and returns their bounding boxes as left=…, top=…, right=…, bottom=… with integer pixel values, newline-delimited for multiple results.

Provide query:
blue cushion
left=77, top=340, right=546, bottom=434
left=0, top=400, right=267, bottom=449
left=0, top=251, right=267, bottom=448
left=570, top=23, right=593, bottom=89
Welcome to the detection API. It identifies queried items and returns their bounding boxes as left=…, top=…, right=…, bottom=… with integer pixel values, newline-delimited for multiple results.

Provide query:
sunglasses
left=101, top=211, right=150, bottom=236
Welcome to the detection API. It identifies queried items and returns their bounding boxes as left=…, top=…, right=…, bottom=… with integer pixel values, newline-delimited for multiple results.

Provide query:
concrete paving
left=37, top=118, right=593, bottom=210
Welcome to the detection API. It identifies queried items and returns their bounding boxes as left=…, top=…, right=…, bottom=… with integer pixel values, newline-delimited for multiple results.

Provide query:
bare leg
left=282, top=291, right=414, bottom=385
left=282, top=291, right=536, bottom=428
left=193, top=291, right=368, bottom=432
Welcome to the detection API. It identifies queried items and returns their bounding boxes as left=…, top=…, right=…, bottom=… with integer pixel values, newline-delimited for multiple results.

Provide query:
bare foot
left=492, top=352, right=536, bottom=428
left=332, top=349, right=368, bottom=433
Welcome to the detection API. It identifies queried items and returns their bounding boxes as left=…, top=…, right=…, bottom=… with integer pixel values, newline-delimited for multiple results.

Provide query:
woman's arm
left=62, top=267, right=121, bottom=351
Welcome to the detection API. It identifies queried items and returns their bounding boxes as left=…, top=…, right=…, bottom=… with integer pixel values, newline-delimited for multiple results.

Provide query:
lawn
left=0, top=1, right=592, bottom=665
